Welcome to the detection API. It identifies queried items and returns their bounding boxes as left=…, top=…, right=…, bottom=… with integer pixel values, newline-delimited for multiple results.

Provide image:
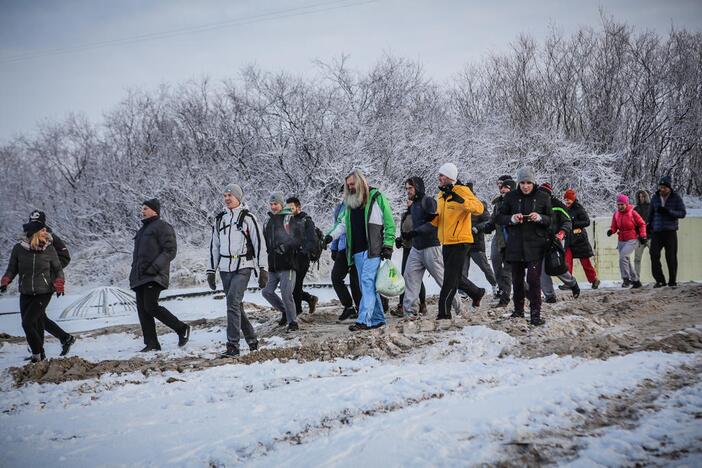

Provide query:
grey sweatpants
left=464, top=249, right=497, bottom=287
left=262, top=270, right=297, bottom=324
left=403, top=246, right=463, bottom=316
left=490, top=237, right=511, bottom=297
left=221, top=269, right=257, bottom=349
left=618, top=239, right=639, bottom=282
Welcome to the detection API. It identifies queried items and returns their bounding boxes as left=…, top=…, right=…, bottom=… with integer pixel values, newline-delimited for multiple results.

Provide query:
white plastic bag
left=375, top=259, right=405, bottom=297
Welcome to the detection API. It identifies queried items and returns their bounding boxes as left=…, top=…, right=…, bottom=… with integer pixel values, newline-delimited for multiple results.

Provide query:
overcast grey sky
left=0, top=0, right=700, bottom=143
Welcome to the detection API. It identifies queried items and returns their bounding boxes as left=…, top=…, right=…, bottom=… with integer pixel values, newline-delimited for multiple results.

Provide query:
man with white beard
left=325, top=169, right=396, bottom=331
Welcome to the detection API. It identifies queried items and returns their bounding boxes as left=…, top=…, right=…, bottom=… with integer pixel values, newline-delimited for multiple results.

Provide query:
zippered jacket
left=3, top=238, right=64, bottom=295
left=430, top=183, right=484, bottom=245
left=263, top=208, right=302, bottom=272
left=208, top=205, right=267, bottom=274
left=496, top=188, right=552, bottom=262
left=129, top=216, right=177, bottom=290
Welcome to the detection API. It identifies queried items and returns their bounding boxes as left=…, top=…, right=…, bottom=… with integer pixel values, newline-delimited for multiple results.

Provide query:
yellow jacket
left=431, top=184, right=484, bottom=244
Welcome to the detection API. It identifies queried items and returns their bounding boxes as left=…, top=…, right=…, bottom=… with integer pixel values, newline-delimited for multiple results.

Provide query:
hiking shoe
left=178, top=324, right=191, bottom=347
left=492, top=298, right=509, bottom=308
left=140, top=344, right=161, bottom=352
left=472, top=288, right=486, bottom=308
left=390, top=305, right=404, bottom=317
left=668, top=282, right=677, bottom=288
left=509, top=310, right=525, bottom=319
left=572, top=283, right=581, bottom=299
left=307, top=295, right=319, bottom=314
left=369, top=322, right=385, bottom=329
left=277, top=316, right=287, bottom=326
left=530, top=316, right=546, bottom=326
left=631, top=280, right=642, bottom=289
left=419, top=303, right=428, bottom=315
left=248, top=341, right=258, bottom=352
left=544, top=296, right=557, bottom=304
left=622, top=279, right=632, bottom=288
left=591, top=279, right=600, bottom=289
left=60, top=335, right=76, bottom=356
left=435, top=314, right=451, bottom=320
left=338, top=306, right=357, bottom=321
left=221, top=345, right=239, bottom=357
left=492, top=286, right=499, bottom=299
left=349, top=322, right=369, bottom=331
left=653, top=282, right=666, bottom=288
left=287, top=322, right=299, bottom=332
left=558, top=284, right=570, bottom=291
left=30, top=353, right=44, bottom=363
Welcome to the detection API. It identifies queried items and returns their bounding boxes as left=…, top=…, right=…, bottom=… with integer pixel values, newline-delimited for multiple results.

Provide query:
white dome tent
left=59, top=287, right=137, bottom=320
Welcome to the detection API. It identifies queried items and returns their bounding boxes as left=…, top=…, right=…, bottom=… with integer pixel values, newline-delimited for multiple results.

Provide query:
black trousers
left=134, top=282, right=186, bottom=346
left=440, top=244, right=481, bottom=318
left=399, top=247, right=425, bottom=308
left=511, top=260, right=543, bottom=314
left=20, top=293, right=52, bottom=354
left=650, top=231, right=678, bottom=285
left=331, top=250, right=361, bottom=310
left=293, top=257, right=314, bottom=316
left=44, top=316, right=70, bottom=343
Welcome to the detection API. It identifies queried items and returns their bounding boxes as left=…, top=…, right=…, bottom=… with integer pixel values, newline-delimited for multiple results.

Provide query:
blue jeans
left=353, top=251, right=385, bottom=327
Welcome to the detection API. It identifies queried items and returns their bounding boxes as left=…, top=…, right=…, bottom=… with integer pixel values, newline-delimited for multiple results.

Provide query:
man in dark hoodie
left=286, top=197, right=319, bottom=319
left=648, top=175, right=687, bottom=288
left=262, top=192, right=303, bottom=331
left=400, top=176, right=463, bottom=318
left=484, top=179, right=516, bottom=307
left=538, top=183, right=581, bottom=303
left=633, top=190, right=651, bottom=279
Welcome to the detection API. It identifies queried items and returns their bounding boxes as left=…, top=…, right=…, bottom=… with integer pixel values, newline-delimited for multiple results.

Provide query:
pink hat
left=616, top=193, right=629, bottom=204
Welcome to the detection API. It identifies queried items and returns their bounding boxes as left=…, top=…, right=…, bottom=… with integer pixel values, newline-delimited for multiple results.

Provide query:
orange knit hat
left=564, top=189, right=577, bottom=201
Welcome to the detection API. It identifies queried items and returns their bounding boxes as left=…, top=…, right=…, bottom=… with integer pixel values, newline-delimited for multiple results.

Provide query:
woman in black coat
left=496, top=167, right=551, bottom=326
left=1, top=221, right=65, bottom=362
left=563, top=189, right=600, bottom=288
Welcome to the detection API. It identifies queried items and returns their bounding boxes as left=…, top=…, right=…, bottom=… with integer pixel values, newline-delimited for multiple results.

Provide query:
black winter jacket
left=484, top=194, right=508, bottom=251
left=496, top=188, right=552, bottom=262
left=565, top=201, right=595, bottom=258
left=648, top=190, right=686, bottom=232
left=3, top=239, right=64, bottom=296
left=264, top=209, right=302, bottom=272
left=290, top=211, right=317, bottom=268
left=129, top=216, right=177, bottom=290
left=408, top=176, right=441, bottom=250
left=468, top=200, right=491, bottom=253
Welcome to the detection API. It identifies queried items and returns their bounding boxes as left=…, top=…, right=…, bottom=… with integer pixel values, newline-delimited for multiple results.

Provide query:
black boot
left=286, top=322, right=299, bottom=332
left=530, top=311, right=545, bottom=326
left=631, top=280, right=642, bottom=289
left=349, top=322, right=369, bottom=331
left=472, top=288, right=486, bottom=308
left=338, top=306, right=357, bottom=321
left=60, top=335, right=76, bottom=356
left=177, top=324, right=191, bottom=347
left=221, top=344, right=239, bottom=357
left=509, top=310, right=525, bottom=318
left=307, top=295, right=319, bottom=314
left=572, top=283, right=581, bottom=299
left=140, top=343, right=161, bottom=352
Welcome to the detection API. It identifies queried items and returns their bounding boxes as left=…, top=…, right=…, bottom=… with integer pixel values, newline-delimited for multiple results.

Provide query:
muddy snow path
left=0, top=284, right=701, bottom=466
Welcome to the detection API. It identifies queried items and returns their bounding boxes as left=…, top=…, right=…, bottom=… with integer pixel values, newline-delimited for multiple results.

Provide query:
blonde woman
left=1, top=220, right=65, bottom=362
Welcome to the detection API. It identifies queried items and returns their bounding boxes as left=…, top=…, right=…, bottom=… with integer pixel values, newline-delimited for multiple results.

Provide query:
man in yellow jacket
left=431, top=163, right=486, bottom=319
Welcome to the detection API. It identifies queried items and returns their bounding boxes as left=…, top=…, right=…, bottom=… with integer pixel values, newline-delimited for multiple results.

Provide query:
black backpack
left=307, top=220, right=326, bottom=263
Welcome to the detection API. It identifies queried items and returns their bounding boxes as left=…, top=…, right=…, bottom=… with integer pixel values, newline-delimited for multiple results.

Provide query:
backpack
left=306, top=218, right=325, bottom=263
left=215, top=209, right=256, bottom=261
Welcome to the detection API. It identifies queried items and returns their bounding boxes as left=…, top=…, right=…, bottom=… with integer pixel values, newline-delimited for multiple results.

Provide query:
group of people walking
left=0, top=165, right=687, bottom=362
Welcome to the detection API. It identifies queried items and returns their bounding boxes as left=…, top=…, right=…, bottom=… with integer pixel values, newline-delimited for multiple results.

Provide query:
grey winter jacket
left=3, top=238, right=64, bottom=295
left=129, top=216, right=177, bottom=290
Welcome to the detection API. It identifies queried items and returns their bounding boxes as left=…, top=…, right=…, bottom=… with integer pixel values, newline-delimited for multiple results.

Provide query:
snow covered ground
left=0, top=325, right=699, bottom=466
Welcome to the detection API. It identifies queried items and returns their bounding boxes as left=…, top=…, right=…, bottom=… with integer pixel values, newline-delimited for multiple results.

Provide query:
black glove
left=258, top=269, right=268, bottom=289
left=447, top=192, right=465, bottom=204
left=606, top=229, right=613, bottom=237
left=638, top=236, right=647, bottom=246
left=657, top=206, right=669, bottom=215
left=331, top=250, right=338, bottom=261
left=207, top=272, right=217, bottom=291
left=380, top=246, right=393, bottom=260
left=394, top=237, right=403, bottom=249
left=323, top=234, right=333, bottom=245
left=401, top=230, right=416, bottom=241
left=439, top=184, right=454, bottom=194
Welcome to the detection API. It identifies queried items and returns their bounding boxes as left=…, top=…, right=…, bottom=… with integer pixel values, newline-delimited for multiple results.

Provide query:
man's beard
left=345, top=187, right=364, bottom=209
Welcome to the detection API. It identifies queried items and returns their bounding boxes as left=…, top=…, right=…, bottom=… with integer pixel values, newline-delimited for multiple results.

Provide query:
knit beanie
left=438, top=163, right=458, bottom=181
left=29, top=210, right=47, bottom=224
left=498, top=174, right=512, bottom=182
left=658, top=175, right=672, bottom=189
left=23, top=220, right=45, bottom=237
left=516, top=166, right=536, bottom=184
left=143, top=198, right=161, bottom=214
left=269, top=192, right=285, bottom=206
left=502, top=179, right=516, bottom=191
left=539, top=182, right=553, bottom=194
left=564, top=189, right=577, bottom=202
left=223, top=183, right=244, bottom=202
left=616, top=193, right=629, bottom=205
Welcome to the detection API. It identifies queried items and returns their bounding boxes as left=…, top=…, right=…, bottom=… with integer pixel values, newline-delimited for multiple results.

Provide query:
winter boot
left=544, top=296, right=557, bottom=304
left=221, top=344, right=239, bottom=357
left=530, top=313, right=545, bottom=326
left=622, top=279, right=632, bottom=288
left=653, top=282, right=666, bottom=288
left=140, top=343, right=162, bottom=352
left=349, top=322, right=370, bottom=331
left=177, top=324, right=191, bottom=347
left=591, top=279, right=600, bottom=289
left=248, top=340, right=258, bottom=352
left=277, top=314, right=287, bottom=326
left=472, top=288, right=486, bottom=308
left=30, top=353, right=44, bottom=363
left=338, top=306, right=357, bottom=322
left=572, top=283, right=581, bottom=299
left=419, top=302, right=428, bottom=315
left=492, top=296, right=509, bottom=308
left=509, top=310, right=525, bottom=319
left=60, top=335, right=76, bottom=356
left=286, top=322, right=299, bottom=332
left=435, top=313, right=451, bottom=320
left=492, top=285, right=499, bottom=299
left=631, top=280, right=642, bottom=289
left=558, top=284, right=570, bottom=291
left=390, top=304, right=404, bottom=317
left=668, top=282, right=678, bottom=288
left=307, top=295, right=319, bottom=314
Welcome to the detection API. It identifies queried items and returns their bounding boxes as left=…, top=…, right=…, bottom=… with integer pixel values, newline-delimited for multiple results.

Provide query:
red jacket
left=610, top=205, right=646, bottom=241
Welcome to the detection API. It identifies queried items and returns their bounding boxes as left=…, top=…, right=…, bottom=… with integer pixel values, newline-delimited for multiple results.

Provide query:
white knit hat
left=438, top=163, right=458, bottom=181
